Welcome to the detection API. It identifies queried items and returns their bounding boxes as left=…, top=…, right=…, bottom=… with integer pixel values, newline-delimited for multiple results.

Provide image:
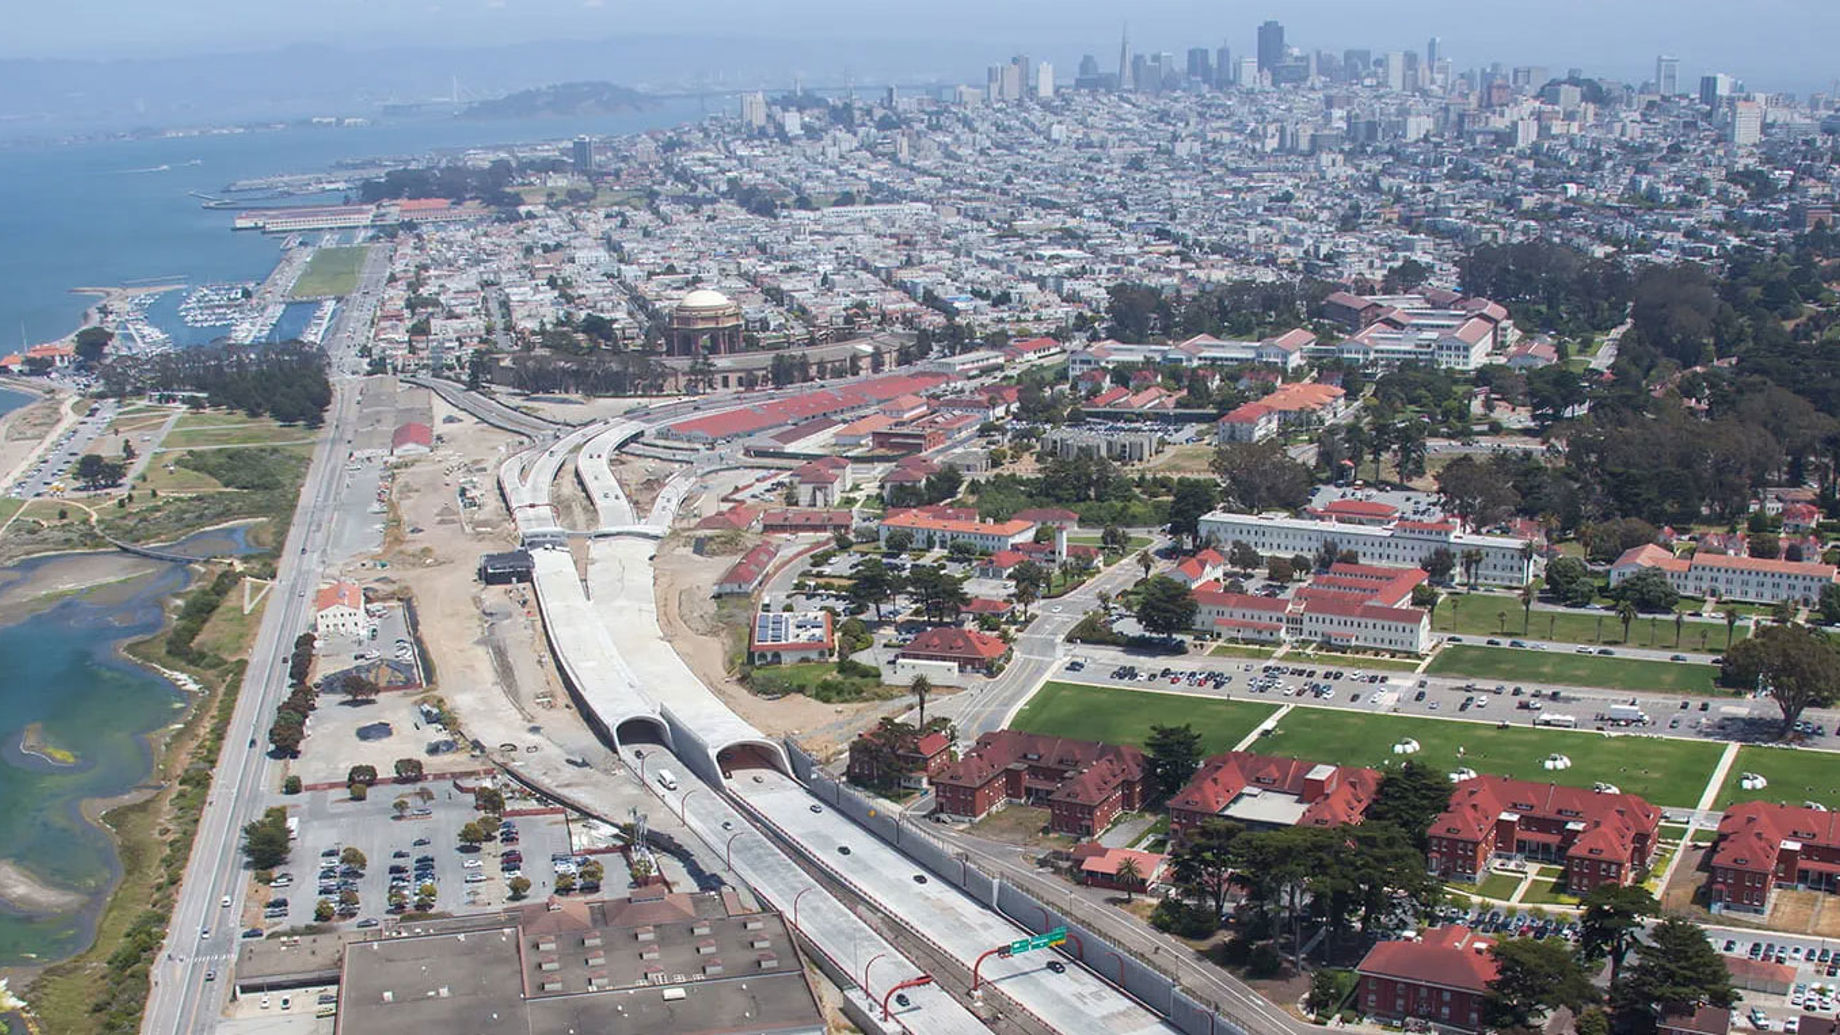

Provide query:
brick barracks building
left=1709, top=801, right=1840, bottom=915
left=930, top=731, right=1144, bottom=837
left=1426, top=776, right=1660, bottom=894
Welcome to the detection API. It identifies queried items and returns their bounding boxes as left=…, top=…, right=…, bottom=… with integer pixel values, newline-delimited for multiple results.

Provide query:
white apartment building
left=1192, top=587, right=1431, bottom=653
left=1197, top=511, right=1535, bottom=587
left=1609, top=544, right=1837, bottom=606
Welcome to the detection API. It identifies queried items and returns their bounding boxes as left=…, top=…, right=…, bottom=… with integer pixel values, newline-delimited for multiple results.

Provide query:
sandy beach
left=0, top=553, right=162, bottom=624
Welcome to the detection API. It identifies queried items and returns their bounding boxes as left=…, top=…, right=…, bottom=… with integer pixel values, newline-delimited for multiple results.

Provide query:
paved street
left=143, top=246, right=390, bottom=1035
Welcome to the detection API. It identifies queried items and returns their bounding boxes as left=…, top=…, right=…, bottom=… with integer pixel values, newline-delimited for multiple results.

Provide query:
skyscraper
left=571, top=135, right=595, bottom=173
left=1383, top=52, right=1406, bottom=92
left=1257, top=20, right=1285, bottom=75
left=1117, top=25, right=1133, bottom=91
left=1215, top=43, right=1232, bottom=87
left=1187, top=47, right=1214, bottom=85
left=739, top=92, right=768, bottom=129
left=1035, top=61, right=1054, bottom=99
left=1700, top=73, right=1734, bottom=107
left=1655, top=55, right=1680, bottom=97
left=1426, top=36, right=1441, bottom=69
left=1731, top=100, right=1763, bottom=146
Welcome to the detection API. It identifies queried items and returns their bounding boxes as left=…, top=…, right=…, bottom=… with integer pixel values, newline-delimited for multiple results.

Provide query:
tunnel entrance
left=716, top=741, right=788, bottom=778
left=615, top=716, right=672, bottom=751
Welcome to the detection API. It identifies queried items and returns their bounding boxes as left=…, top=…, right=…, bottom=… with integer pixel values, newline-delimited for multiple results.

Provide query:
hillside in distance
left=460, top=81, right=654, bottom=120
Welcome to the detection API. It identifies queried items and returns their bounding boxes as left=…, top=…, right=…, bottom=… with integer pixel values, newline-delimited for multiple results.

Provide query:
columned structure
left=667, top=288, right=744, bottom=357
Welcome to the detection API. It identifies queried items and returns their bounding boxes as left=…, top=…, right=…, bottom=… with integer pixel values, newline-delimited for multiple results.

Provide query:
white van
left=655, top=769, right=678, bottom=791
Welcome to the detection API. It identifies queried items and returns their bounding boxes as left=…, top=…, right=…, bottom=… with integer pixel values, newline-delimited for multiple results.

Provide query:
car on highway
left=1046, top=960, right=1066, bottom=974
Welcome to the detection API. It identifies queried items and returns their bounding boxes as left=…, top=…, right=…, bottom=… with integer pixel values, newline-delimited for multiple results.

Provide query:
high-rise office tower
left=571, top=135, right=594, bottom=173
left=1215, top=44, right=1231, bottom=86
left=1700, top=73, right=1734, bottom=107
left=1012, top=55, right=1033, bottom=96
left=1187, top=47, right=1213, bottom=85
left=1426, top=36, right=1441, bottom=69
left=1384, top=51, right=1406, bottom=92
left=1035, top=61, right=1054, bottom=99
left=1235, top=56, right=1260, bottom=88
left=1117, top=25, right=1133, bottom=91
left=1656, top=55, right=1680, bottom=96
left=1257, top=20, right=1285, bottom=74
left=1343, top=49, right=1371, bottom=78
left=1078, top=53, right=1099, bottom=77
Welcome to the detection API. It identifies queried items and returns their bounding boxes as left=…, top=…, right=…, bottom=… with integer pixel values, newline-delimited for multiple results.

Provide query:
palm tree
left=1723, top=606, right=1740, bottom=649
left=1520, top=583, right=1537, bottom=635
left=1137, top=550, right=1153, bottom=578
left=1617, top=600, right=1638, bottom=644
left=910, top=675, right=932, bottom=727
left=1462, top=549, right=1485, bottom=588
left=1674, top=612, right=1685, bottom=647
left=1113, top=856, right=1143, bottom=902
left=1497, top=609, right=1508, bottom=634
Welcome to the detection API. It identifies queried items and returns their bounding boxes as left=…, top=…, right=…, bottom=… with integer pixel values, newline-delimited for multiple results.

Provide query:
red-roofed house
left=1073, top=844, right=1167, bottom=893
left=791, top=456, right=853, bottom=507
left=314, top=581, right=372, bottom=639
left=847, top=720, right=953, bottom=791
left=1709, top=801, right=1840, bottom=915
left=879, top=511, right=1036, bottom=553
left=1168, top=752, right=1380, bottom=834
left=1782, top=503, right=1823, bottom=535
left=1355, top=926, right=1498, bottom=1032
left=898, top=627, right=1011, bottom=674
left=1171, top=548, right=1227, bottom=586
left=714, top=543, right=778, bottom=597
left=696, top=504, right=761, bottom=532
left=1001, top=336, right=1064, bottom=363
left=1658, top=1005, right=1734, bottom=1035
left=931, top=731, right=1145, bottom=835
left=1427, top=775, right=1660, bottom=892
left=976, top=550, right=1028, bottom=579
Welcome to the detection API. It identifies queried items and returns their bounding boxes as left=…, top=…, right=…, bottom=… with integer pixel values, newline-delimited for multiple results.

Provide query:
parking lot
left=288, top=688, right=467, bottom=785
left=10, top=397, right=119, bottom=497
left=250, top=781, right=573, bottom=933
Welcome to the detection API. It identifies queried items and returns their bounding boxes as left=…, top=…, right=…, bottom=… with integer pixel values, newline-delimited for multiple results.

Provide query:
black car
left=1046, top=960, right=1066, bottom=974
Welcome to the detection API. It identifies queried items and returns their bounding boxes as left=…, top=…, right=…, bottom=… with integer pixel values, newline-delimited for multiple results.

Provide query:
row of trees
left=267, top=632, right=319, bottom=757
left=99, top=342, right=332, bottom=426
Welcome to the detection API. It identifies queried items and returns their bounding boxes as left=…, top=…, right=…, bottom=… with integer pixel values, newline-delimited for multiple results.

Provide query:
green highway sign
left=1007, top=926, right=1068, bottom=956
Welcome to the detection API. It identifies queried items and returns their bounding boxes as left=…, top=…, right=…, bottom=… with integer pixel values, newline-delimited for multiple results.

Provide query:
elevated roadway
left=506, top=418, right=1183, bottom=1035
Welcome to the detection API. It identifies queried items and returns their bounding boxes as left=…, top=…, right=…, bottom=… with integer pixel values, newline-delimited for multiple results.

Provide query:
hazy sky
left=9, top=0, right=1838, bottom=95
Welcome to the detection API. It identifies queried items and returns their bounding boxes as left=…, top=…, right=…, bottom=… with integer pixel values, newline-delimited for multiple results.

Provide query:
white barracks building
left=1198, top=510, right=1535, bottom=587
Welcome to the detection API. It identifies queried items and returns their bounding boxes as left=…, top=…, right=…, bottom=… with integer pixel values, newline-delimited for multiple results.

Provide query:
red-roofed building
left=759, top=509, right=853, bottom=535
left=661, top=372, right=951, bottom=443
left=847, top=720, right=953, bottom=791
left=790, top=456, right=852, bottom=506
left=931, top=731, right=1145, bottom=835
left=696, top=504, right=760, bottom=532
left=976, top=550, right=1028, bottom=579
left=1709, top=801, right=1840, bottom=915
left=1427, top=775, right=1660, bottom=892
left=898, top=627, right=1011, bottom=674
left=1168, top=752, right=1380, bottom=834
left=391, top=422, right=433, bottom=456
left=1012, top=507, right=1080, bottom=529
left=1001, top=336, right=1064, bottom=363
left=961, top=597, right=1015, bottom=618
left=1610, top=542, right=1838, bottom=605
left=1215, top=382, right=1346, bottom=444
left=1073, top=843, right=1166, bottom=893
left=879, top=511, right=1036, bottom=553
left=1305, top=498, right=1401, bottom=526
left=1658, top=1005, right=1734, bottom=1035
left=1355, top=926, right=1498, bottom=1032
left=314, top=581, right=371, bottom=640
left=1191, top=563, right=1430, bottom=653
left=1171, top=548, right=1227, bottom=586
left=714, top=543, right=778, bottom=597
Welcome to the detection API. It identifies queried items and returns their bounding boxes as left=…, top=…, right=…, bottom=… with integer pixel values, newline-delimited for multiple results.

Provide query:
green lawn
left=1520, top=879, right=1579, bottom=907
left=1010, top=681, right=1279, bottom=754
left=1434, top=597, right=1743, bottom=651
left=1716, top=744, right=1840, bottom=809
left=1287, top=650, right=1423, bottom=672
left=1472, top=871, right=1522, bottom=901
left=1067, top=534, right=1152, bottom=552
left=1426, top=645, right=1718, bottom=694
left=1209, top=643, right=1277, bottom=659
left=290, top=246, right=369, bottom=298
left=163, top=421, right=316, bottom=450
left=1253, top=706, right=1725, bottom=807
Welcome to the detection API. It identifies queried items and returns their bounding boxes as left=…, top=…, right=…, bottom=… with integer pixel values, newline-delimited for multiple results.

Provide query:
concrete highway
left=141, top=245, right=390, bottom=1035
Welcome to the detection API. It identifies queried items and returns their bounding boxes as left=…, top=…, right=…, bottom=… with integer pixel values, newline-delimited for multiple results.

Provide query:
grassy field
left=1427, top=645, right=1719, bottom=694
left=1253, top=706, right=1725, bottom=807
left=1716, top=744, right=1840, bottom=809
left=289, top=246, right=369, bottom=298
left=1520, top=878, right=1580, bottom=907
left=1433, top=596, right=1743, bottom=651
left=1067, top=533, right=1153, bottom=552
left=162, top=420, right=316, bottom=450
left=1209, top=643, right=1278, bottom=659
left=1010, top=681, right=1279, bottom=754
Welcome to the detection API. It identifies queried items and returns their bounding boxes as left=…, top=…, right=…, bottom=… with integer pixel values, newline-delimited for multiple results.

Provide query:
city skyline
left=3, top=0, right=1837, bottom=99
